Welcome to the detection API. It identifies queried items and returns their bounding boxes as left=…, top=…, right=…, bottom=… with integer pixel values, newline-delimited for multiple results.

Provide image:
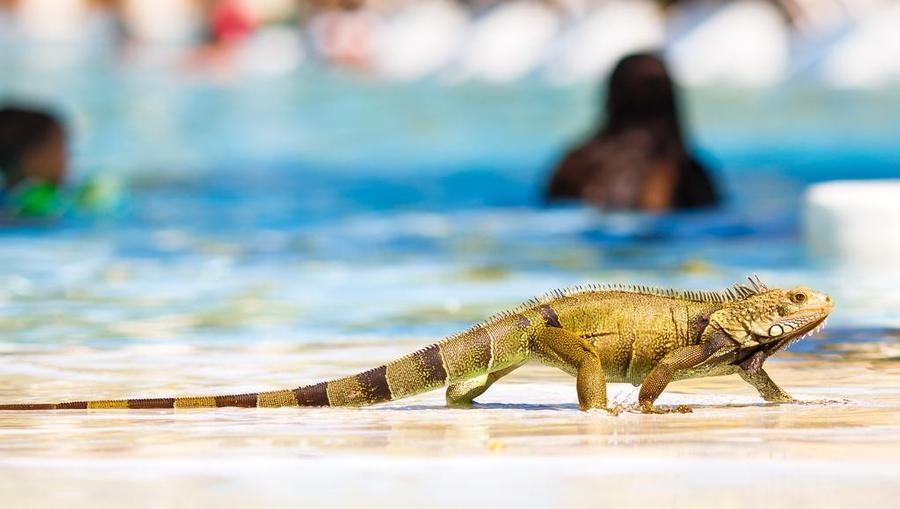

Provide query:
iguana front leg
left=738, top=368, right=795, bottom=403
left=532, top=327, right=609, bottom=412
left=639, top=334, right=731, bottom=414
left=737, top=350, right=796, bottom=403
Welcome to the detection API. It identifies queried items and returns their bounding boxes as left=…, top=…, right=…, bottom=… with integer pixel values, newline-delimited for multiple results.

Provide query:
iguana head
left=714, top=277, right=833, bottom=350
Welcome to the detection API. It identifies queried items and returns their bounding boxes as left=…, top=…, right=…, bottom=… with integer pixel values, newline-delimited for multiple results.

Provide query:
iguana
left=0, top=276, right=832, bottom=413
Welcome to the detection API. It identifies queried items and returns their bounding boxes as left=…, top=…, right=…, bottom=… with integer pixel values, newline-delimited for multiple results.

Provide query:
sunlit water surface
left=1, top=57, right=900, bottom=508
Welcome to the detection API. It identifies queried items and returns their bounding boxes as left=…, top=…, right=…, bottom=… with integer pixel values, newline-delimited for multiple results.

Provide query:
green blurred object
left=4, top=174, right=124, bottom=219
left=76, top=173, right=124, bottom=214
left=7, top=179, right=62, bottom=218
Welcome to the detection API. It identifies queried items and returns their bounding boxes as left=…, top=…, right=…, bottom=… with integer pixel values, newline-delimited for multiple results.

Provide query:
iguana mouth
left=733, top=315, right=829, bottom=366
left=766, top=315, right=829, bottom=353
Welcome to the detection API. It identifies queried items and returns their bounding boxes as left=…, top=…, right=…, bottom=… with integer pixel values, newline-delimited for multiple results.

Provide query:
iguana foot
left=764, top=396, right=798, bottom=404
left=445, top=401, right=475, bottom=409
left=640, top=402, right=693, bottom=414
left=582, top=405, right=622, bottom=416
left=796, top=397, right=849, bottom=406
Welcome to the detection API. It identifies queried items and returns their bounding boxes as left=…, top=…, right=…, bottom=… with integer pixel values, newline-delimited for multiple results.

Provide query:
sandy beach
left=2, top=339, right=897, bottom=509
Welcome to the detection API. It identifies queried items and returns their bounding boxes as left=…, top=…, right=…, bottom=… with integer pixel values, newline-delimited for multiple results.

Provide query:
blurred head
left=602, top=53, right=680, bottom=138
left=0, top=106, right=68, bottom=189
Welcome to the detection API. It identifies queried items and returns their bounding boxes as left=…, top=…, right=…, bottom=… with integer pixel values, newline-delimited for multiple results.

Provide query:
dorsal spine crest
left=439, top=275, right=767, bottom=345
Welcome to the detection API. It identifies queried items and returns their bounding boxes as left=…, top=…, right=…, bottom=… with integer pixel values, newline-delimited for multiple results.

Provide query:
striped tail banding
left=0, top=341, right=457, bottom=410
left=0, top=306, right=533, bottom=410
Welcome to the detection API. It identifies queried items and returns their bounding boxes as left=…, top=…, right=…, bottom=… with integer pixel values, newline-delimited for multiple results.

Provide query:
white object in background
left=371, top=0, right=468, bottom=80
left=122, top=0, right=199, bottom=44
left=454, top=1, right=561, bottom=82
left=545, top=0, right=665, bottom=84
left=307, top=8, right=380, bottom=67
left=822, top=3, right=900, bottom=88
left=667, top=0, right=789, bottom=87
left=235, top=27, right=305, bottom=77
left=804, top=180, right=900, bottom=265
left=17, top=0, right=87, bottom=42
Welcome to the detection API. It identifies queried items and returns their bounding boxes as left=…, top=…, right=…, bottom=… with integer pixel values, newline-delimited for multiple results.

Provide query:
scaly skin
left=0, top=276, right=833, bottom=413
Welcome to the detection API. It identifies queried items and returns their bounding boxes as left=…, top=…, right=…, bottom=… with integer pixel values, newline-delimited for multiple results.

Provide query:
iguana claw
left=640, top=402, right=693, bottom=414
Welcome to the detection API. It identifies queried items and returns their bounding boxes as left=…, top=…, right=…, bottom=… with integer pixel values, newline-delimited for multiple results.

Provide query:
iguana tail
left=0, top=323, right=512, bottom=410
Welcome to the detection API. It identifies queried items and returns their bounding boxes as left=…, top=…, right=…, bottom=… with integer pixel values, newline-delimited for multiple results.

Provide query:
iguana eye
left=791, top=292, right=807, bottom=304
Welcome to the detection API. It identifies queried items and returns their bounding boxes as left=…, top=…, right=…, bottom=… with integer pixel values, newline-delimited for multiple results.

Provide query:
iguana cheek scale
left=0, top=276, right=833, bottom=413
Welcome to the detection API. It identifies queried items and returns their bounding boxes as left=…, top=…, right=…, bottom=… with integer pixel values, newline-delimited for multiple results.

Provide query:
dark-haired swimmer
left=546, top=53, right=718, bottom=212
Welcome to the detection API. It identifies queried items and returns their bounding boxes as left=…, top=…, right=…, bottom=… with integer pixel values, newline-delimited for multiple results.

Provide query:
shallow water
left=2, top=60, right=900, bottom=507
left=1, top=339, right=899, bottom=508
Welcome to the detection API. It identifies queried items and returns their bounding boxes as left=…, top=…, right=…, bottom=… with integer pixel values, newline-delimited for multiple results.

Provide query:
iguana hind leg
left=445, top=364, right=521, bottom=407
left=531, top=327, right=609, bottom=412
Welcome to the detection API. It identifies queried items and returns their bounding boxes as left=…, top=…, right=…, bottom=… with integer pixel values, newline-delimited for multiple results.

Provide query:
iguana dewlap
left=0, top=276, right=832, bottom=413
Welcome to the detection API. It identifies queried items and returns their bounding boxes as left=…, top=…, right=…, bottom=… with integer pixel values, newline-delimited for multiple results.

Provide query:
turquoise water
left=3, top=62, right=900, bottom=350
left=2, top=58, right=900, bottom=509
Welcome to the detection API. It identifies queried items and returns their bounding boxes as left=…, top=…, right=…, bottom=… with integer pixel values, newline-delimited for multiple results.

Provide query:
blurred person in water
left=0, top=106, right=68, bottom=217
left=0, top=105, right=121, bottom=219
left=546, top=53, right=719, bottom=211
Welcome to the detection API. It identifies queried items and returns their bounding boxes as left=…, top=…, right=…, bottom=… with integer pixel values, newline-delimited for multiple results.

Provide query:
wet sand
left=1, top=341, right=898, bottom=508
